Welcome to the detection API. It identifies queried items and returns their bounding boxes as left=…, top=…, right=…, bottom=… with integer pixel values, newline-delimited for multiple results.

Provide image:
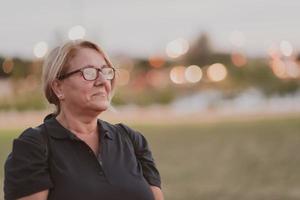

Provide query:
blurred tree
left=183, top=32, right=213, bottom=66
left=11, top=58, right=31, bottom=79
left=0, top=57, right=6, bottom=77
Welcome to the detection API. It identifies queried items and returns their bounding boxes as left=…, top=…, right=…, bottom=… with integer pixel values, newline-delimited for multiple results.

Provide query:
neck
left=56, top=108, right=99, bottom=135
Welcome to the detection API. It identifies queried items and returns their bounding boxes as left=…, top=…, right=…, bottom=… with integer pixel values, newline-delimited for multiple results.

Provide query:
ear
left=51, top=79, right=65, bottom=100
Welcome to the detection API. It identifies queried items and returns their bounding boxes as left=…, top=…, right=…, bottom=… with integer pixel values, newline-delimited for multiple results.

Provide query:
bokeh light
left=267, top=43, right=280, bottom=59
left=207, top=63, right=228, bottom=82
left=185, top=65, right=202, bottom=83
left=146, top=69, right=168, bottom=88
left=270, top=59, right=300, bottom=79
left=280, top=40, right=293, bottom=57
left=166, top=38, right=189, bottom=58
left=2, top=58, right=14, bottom=74
left=231, top=51, right=247, bottom=67
left=148, top=55, right=165, bottom=68
left=170, top=66, right=186, bottom=84
left=68, top=25, right=86, bottom=40
left=33, top=41, right=48, bottom=58
left=270, top=59, right=287, bottom=79
left=285, top=61, right=300, bottom=78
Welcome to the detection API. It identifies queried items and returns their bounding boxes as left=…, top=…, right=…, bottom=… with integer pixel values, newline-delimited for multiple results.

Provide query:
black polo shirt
left=4, top=115, right=161, bottom=200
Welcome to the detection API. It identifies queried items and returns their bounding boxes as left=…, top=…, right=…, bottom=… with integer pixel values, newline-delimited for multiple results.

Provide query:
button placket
left=78, top=141, right=105, bottom=175
left=75, top=132, right=109, bottom=182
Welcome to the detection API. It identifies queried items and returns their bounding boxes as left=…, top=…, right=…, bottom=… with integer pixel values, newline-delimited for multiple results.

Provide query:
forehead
left=68, top=47, right=106, bottom=69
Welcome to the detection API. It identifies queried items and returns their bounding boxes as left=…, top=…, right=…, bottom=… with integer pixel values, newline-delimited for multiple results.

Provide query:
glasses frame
left=58, top=65, right=115, bottom=81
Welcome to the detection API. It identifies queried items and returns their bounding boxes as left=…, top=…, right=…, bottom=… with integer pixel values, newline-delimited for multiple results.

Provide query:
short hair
left=42, top=40, right=116, bottom=115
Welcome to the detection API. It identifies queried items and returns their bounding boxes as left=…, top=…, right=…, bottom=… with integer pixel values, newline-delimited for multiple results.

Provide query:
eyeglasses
left=58, top=66, right=115, bottom=81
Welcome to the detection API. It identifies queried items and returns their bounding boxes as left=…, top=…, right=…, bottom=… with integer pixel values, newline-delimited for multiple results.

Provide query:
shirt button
left=98, top=171, right=104, bottom=176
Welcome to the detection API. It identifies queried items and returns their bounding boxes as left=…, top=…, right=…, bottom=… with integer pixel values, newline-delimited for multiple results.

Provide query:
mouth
left=93, top=92, right=107, bottom=96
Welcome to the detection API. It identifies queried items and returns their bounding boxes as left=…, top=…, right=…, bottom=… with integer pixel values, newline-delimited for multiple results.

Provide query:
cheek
left=108, top=81, right=112, bottom=92
left=106, top=80, right=112, bottom=94
left=83, top=84, right=95, bottom=100
left=65, top=82, right=91, bottom=101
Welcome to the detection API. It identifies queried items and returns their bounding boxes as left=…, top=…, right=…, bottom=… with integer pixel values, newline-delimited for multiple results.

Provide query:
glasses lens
left=83, top=67, right=97, bottom=80
left=101, top=68, right=115, bottom=80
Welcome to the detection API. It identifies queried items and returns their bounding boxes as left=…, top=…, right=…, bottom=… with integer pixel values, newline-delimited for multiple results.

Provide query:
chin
left=93, top=102, right=110, bottom=112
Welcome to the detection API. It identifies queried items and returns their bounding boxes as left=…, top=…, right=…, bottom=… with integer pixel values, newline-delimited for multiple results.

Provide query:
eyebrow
left=84, top=64, right=110, bottom=69
left=58, top=64, right=112, bottom=80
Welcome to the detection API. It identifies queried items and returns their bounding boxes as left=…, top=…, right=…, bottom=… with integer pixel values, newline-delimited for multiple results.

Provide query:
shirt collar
left=97, top=119, right=114, bottom=140
left=43, top=113, right=114, bottom=140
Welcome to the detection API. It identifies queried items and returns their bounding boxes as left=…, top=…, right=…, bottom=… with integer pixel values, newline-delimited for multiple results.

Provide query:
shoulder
left=9, top=123, right=48, bottom=156
left=116, top=123, right=147, bottom=143
left=5, top=124, right=48, bottom=174
left=17, top=124, right=46, bottom=146
left=4, top=124, right=53, bottom=200
left=5, top=124, right=48, bottom=171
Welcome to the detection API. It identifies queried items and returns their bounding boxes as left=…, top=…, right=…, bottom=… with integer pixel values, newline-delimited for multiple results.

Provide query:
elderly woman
left=4, top=40, right=164, bottom=200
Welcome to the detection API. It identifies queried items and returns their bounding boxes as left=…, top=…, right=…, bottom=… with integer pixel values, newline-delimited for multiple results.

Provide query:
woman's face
left=58, top=47, right=112, bottom=114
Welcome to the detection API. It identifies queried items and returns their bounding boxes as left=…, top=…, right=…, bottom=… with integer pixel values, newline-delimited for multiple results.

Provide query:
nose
left=94, top=71, right=108, bottom=86
left=94, top=72, right=111, bottom=97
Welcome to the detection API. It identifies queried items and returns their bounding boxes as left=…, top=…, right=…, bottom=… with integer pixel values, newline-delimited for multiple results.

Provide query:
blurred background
left=1, top=0, right=300, bottom=199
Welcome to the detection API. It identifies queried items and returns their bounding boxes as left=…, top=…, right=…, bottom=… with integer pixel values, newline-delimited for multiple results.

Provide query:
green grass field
left=1, top=115, right=300, bottom=200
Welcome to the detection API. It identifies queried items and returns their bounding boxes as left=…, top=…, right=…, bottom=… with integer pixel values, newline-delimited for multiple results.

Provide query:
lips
left=93, top=92, right=106, bottom=97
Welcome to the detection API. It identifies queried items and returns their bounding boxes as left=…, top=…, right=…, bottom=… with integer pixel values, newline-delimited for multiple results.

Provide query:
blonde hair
left=42, top=40, right=116, bottom=115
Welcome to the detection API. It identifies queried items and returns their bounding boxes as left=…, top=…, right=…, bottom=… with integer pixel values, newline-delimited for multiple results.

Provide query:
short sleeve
left=118, top=123, right=162, bottom=189
left=4, top=127, right=53, bottom=200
